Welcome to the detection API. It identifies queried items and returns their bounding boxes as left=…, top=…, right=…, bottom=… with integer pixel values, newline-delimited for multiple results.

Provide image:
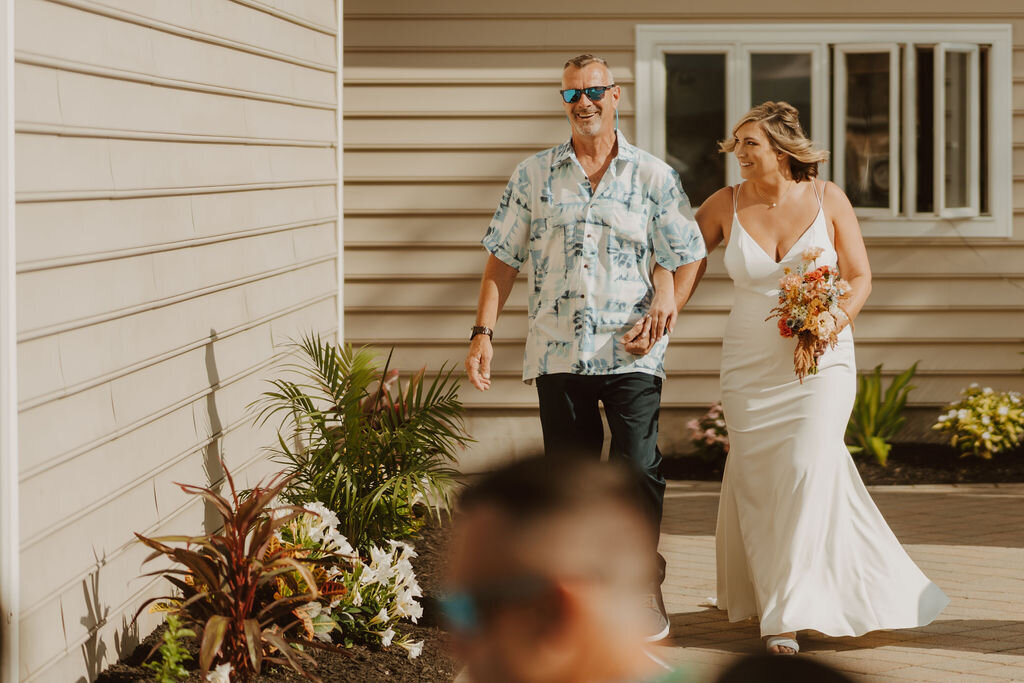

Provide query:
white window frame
left=635, top=23, right=1013, bottom=238
left=935, top=43, right=981, bottom=218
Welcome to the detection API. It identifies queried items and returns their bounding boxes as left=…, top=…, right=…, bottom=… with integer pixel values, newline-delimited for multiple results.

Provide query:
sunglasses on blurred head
left=559, top=85, right=616, bottom=104
left=439, top=574, right=554, bottom=635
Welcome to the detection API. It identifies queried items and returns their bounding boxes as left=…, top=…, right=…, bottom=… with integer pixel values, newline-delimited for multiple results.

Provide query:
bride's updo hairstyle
left=718, top=101, right=829, bottom=182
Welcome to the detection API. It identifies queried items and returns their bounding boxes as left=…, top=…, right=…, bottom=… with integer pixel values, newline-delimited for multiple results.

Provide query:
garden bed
left=95, top=519, right=458, bottom=683
left=661, top=442, right=1024, bottom=486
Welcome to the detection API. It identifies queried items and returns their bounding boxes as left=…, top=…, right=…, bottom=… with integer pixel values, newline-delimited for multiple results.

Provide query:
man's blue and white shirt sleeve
left=482, top=162, right=532, bottom=269
left=650, top=169, right=707, bottom=271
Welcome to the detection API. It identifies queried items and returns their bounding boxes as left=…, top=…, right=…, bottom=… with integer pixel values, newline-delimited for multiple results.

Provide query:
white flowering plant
left=686, top=402, right=729, bottom=463
left=933, top=385, right=1024, bottom=459
left=272, top=502, right=425, bottom=660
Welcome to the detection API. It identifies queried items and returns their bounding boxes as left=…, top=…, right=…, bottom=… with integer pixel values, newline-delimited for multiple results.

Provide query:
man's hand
left=622, top=315, right=655, bottom=356
left=466, top=334, right=493, bottom=391
left=647, top=289, right=678, bottom=342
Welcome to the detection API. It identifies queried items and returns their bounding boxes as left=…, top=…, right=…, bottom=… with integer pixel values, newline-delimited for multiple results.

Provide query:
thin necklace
left=752, top=180, right=794, bottom=209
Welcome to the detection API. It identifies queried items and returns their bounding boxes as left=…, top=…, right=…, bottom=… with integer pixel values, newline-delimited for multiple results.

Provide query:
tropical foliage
left=846, top=363, right=918, bottom=467
left=275, top=503, right=425, bottom=658
left=134, top=465, right=346, bottom=682
left=933, top=385, right=1024, bottom=459
left=253, top=335, right=471, bottom=551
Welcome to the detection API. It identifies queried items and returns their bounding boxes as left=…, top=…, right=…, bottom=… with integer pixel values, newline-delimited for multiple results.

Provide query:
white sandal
left=765, top=635, right=800, bottom=655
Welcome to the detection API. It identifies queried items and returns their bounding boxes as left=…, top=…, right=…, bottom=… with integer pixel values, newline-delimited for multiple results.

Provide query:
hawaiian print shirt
left=482, top=130, right=706, bottom=383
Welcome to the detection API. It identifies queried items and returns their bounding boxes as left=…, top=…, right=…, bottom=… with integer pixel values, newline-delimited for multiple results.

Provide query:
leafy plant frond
left=252, top=334, right=474, bottom=551
left=846, top=362, right=918, bottom=467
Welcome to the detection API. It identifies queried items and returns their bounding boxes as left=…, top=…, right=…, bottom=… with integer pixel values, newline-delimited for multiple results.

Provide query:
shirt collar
left=552, top=129, right=636, bottom=170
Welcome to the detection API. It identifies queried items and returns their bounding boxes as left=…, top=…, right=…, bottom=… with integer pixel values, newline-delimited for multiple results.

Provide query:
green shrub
left=846, top=362, right=918, bottom=467
left=142, top=614, right=194, bottom=682
left=933, top=385, right=1024, bottom=459
left=253, top=334, right=471, bottom=552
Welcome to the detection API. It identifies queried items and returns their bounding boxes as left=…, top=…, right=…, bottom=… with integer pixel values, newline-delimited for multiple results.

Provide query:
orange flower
left=778, top=318, right=795, bottom=338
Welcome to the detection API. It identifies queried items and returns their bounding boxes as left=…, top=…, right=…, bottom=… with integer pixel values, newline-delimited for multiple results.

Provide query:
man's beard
left=572, top=108, right=603, bottom=136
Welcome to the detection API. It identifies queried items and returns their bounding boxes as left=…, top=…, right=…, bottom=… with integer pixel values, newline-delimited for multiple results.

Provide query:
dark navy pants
left=535, top=372, right=667, bottom=582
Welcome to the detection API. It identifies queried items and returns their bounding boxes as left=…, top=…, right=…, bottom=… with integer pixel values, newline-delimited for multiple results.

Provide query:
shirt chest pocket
left=609, top=208, right=650, bottom=246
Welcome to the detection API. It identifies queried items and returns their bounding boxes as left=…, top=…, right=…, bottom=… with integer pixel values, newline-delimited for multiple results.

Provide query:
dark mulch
left=96, top=519, right=458, bottom=682
left=662, top=442, right=1024, bottom=486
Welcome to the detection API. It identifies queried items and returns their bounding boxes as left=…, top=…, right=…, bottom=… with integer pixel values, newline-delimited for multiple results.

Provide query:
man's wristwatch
left=470, top=325, right=494, bottom=341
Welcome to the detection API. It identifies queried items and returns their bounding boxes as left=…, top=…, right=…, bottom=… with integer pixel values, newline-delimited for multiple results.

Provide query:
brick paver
left=655, top=481, right=1024, bottom=681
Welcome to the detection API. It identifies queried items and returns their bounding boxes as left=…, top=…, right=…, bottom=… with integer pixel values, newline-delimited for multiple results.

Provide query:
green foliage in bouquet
left=134, top=465, right=347, bottom=682
left=933, top=385, right=1024, bottom=459
left=142, top=614, right=194, bottom=682
left=846, top=362, right=918, bottom=467
left=253, top=334, right=471, bottom=552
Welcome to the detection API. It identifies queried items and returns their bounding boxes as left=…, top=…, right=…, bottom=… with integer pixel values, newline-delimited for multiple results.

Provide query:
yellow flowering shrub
left=933, top=385, right=1024, bottom=459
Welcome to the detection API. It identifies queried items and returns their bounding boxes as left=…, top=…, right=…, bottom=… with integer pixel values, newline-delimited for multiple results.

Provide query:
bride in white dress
left=693, top=102, right=949, bottom=654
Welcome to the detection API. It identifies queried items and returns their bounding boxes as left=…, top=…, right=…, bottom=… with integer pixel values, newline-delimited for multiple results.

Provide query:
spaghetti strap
left=811, top=179, right=824, bottom=208
left=732, top=183, right=741, bottom=215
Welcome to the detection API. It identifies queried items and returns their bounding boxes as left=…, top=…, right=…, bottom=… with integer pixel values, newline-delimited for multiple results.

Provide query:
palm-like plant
left=253, top=334, right=470, bottom=552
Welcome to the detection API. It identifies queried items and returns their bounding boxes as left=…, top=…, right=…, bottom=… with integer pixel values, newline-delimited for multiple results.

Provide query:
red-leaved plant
left=134, top=464, right=349, bottom=682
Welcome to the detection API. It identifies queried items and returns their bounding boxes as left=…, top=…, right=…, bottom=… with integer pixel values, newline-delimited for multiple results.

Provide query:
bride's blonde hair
left=718, top=101, right=829, bottom=182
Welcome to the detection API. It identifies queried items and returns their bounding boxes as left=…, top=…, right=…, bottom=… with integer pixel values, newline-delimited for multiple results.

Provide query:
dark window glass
left=751, top=53, right=813, bottom=137
left=844, top=52, right=891, bottom=209
left=665, top=53, right=726, bottom=206
left=915, top=47, right=934, bottom=214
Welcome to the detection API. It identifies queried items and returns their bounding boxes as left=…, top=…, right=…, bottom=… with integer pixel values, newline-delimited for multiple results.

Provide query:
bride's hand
left=623, top=315, right=654, bottom=356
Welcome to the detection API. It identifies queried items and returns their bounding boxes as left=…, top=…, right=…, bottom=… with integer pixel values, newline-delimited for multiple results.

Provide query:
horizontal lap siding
left=343, top=1, right=1024, bottom=471
left=15, top=0, right=339, bottom=680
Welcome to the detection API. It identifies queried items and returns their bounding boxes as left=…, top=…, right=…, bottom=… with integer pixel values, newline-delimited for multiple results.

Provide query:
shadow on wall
left=76, top=562, right=138, bottom=683
left=204, top=328, right=225, bottom=533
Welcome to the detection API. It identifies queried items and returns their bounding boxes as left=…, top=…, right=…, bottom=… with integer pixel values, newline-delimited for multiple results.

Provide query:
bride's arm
left=825, top=181, right=872, bottom=331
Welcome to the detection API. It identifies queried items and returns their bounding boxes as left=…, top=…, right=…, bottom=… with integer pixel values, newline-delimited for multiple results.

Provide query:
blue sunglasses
left=559, top=84, right=617, bottom=104
left=439, top=574, right=553, bottom=635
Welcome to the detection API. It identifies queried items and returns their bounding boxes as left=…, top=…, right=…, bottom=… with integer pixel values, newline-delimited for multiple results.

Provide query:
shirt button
left=579, top=294, right=585, bottom=299
left=583, top=264, right=589, bottom=269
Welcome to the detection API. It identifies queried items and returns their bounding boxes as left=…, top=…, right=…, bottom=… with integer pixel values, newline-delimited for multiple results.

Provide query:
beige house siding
left=14, top=0, right=339, bottom=680
left=344, top=1, right=1024, bottom=469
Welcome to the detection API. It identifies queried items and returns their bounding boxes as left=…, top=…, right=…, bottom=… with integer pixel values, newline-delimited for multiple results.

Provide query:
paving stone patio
left=654, top=481, right=1024, bottom=681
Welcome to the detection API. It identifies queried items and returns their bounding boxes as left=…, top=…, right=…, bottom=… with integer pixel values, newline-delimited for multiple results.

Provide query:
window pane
left=751, top=53, right=812, bottom=136
left=843, top=52, right=891, bottom=209
left=980, top=47, right=989, bottom=214
left=942, top=51, right=966, bottom=208
left=665, top=53, right=726, bottom=206
left=916, top=47, right=934, bottom=214
left=944, top=51, right=970, bottom=209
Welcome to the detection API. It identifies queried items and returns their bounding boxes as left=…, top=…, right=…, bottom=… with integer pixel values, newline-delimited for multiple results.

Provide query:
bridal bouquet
left=766, top=246, right=852, bottom=382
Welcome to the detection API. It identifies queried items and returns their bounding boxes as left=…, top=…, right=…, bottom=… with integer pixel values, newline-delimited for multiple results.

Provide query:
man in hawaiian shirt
left=464, top=54, right=706, bottom=640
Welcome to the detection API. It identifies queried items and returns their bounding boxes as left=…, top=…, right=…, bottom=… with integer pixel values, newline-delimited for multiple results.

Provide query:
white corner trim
left=335, top=0, right=344, bottom=344
left=0, top=0, right=18, bottom=678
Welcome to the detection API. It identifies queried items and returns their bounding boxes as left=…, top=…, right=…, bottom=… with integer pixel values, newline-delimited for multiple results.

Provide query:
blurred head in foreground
left=716, top=654, right=855, bottom=683
left=443, top=456, right=661, bottom=683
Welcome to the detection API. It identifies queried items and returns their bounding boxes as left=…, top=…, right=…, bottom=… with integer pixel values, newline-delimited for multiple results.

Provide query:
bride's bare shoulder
left=696, top=186, right=736, bottom=222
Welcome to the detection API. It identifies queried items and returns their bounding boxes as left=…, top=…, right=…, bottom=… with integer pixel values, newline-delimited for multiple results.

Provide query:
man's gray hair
left=563, top=53, right=609, bottom=70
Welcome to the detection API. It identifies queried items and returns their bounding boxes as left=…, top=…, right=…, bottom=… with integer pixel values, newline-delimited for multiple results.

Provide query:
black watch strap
left=470, top=325, right=494, bottom=341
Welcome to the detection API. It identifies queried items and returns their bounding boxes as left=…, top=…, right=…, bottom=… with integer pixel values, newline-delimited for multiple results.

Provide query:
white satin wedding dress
left=715, top=181, right=949, bottom=637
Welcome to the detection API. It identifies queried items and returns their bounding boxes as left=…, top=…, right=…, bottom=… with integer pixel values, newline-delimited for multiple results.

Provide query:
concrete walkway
left=655, top=481, right=1024, bottom=681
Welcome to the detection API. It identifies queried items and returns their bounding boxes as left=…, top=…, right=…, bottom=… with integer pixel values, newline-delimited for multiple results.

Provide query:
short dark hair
left=716, top=654, right=856, bottom=683
left=563, top=53, right=610, bottom=71
left=459, top=456, right=648, bottom=526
